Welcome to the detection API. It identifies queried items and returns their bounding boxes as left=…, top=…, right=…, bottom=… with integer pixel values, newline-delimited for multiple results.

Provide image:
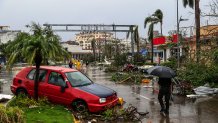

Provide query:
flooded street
left=85, top=66, right=218, bottom=123
left=1, top=66, right=218, bottom=123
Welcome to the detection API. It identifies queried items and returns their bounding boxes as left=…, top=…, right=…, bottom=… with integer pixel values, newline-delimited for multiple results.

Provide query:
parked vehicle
left=122, top=64, right=138, bottom=72
left=138, top=65, right=154, bottom=73
left=11, top=66, right=118, bottom=112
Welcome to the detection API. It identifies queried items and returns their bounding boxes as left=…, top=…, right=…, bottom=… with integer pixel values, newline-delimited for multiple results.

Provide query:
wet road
left=1, top=66, right=218, bottom=123
left=85, top=66, right=218, bottom=123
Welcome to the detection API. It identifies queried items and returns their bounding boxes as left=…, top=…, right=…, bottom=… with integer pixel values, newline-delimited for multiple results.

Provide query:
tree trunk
left=34, top=53, right=42, bottom=101
left=160, top=23, right=163, bottom=36
left=195, top=0, right=201, bottom=63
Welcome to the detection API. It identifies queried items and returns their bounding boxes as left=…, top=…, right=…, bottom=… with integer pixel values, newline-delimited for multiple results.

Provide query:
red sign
left=172, top=34, right=178, bottom=43
left=153, top=36, right=165, bottom=45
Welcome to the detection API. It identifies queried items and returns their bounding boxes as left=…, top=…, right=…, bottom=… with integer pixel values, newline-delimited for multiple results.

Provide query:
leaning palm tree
left=6, top=22, right=70, bottom=100
left=144, top=16, right=159, bottom=63
left=133, top=26, right=140, bottom=54
left=127, top=25, right=140, bottom=55
left=152, top=9, right=163, bottom=35
left=183, top=0, right=200, bottom=62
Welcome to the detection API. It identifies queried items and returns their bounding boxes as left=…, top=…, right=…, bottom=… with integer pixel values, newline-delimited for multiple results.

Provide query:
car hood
left=77, top=83, right=116, bottom=98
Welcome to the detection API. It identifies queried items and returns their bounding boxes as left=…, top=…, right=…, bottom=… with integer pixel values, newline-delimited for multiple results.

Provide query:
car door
left=44, top=71, right=72, bottom=105
left=25, top=68, right=48, bottom=97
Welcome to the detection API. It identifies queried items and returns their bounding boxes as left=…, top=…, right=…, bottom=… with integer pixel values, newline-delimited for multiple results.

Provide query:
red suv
left=11, top=66, right=118, bottom=112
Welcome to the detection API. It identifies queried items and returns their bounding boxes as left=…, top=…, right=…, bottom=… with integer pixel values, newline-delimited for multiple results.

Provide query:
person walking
left=158, top=77, right=172, bottom=116
left=68, top=60, right=73, bottom=68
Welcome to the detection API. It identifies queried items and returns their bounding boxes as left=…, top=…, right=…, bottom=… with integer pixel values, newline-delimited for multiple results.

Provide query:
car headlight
left=99, top=98, right=106, bottom=103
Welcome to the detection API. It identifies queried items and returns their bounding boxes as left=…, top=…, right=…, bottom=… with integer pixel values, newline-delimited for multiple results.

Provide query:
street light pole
left=176, top=0, right=180, bottom=68
left=177, top=16, right=189, bottom=68
left=177, top=0, right=180, bottom=68
left=177, top=0, right=188, bottom=68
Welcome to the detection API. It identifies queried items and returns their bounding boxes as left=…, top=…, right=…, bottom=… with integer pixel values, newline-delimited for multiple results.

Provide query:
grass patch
left=7, top=95, right=73, bottom=123
left=24, top=105, right=73, bottom=123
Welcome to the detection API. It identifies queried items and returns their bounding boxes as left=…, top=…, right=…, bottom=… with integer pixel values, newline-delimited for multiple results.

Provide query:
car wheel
left=16, top=88, right=28, bottom=96
left=72, top=100, right=88, bottom=113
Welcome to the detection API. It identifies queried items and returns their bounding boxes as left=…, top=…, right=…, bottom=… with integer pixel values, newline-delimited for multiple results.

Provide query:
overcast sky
left=0, top=0, right=215, bottom=41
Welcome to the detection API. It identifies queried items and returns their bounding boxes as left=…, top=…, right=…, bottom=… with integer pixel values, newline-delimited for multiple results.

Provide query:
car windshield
left=65, top=72, right=92, bottom=87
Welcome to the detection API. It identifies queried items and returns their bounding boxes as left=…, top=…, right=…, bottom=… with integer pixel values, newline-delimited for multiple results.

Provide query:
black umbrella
left=147, top=66, right=176, bottom=78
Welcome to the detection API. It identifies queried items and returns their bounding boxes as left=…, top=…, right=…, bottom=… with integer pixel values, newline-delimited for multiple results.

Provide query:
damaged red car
left=11, top=66, right=118, bottom=112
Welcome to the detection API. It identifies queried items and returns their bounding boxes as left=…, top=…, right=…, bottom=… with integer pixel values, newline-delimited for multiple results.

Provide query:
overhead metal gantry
left=43, top=24, right=135, bottom=32
left=43, top=24, right=136, bottom=56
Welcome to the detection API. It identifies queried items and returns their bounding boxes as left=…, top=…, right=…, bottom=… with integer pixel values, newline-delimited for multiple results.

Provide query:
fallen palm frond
left=111, top=72, right=152, bottom=84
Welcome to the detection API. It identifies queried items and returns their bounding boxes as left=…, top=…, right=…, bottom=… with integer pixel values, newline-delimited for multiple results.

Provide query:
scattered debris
left=186, top=94, right=208, bottom=98
left=0, top=94, right=13, bottom=103
left=143, top=85, right=153, bottom=88
left=0, top=79, right=8, bottom=84
left=72, top=105, right=149, bottom=123
left=118, top=97, right=125, bottom=105
left=193, top=86, right=218, bottom=95
left=29, top=105, right=39, bottom=109
left=141, top=79, right=150, bottom=83
left=118, top=76, right=132, bottom=83
left=112, top=72, right=153, bottom=84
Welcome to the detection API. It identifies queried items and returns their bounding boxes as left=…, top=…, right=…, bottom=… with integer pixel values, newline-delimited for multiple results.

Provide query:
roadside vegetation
left=0, top=95, right=73, bottom=123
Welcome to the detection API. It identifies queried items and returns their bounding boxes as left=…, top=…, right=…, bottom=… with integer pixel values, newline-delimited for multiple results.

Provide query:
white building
left=75, top=32, right=114, bottom=50
left=61, top=41, right=92, bottom=60
left=0, top=26, right=20, bottom=63
left=0, top=26, right=20, bottom=44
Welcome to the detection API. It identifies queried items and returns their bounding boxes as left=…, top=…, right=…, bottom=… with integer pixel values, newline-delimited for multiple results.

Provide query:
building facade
left=61, top=41, right=92, bottom=60
left=0, top=26, right=20, bottom=64
left=0, top=26, right=20, bottom=44
left=75, top=32, right=114, bottom=50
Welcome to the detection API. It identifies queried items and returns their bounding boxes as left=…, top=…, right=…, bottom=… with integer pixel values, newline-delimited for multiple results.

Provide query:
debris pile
left=111, top=72, right=153, bottom=84
left=72, top=105, right=149, bottom=123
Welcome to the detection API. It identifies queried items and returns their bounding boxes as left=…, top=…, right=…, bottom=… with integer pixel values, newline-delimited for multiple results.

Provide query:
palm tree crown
left=183, top=0, right=194, bottom=8
left=144, top=10, right=162, bottom=63
left=152, top=9, right=163, bottom=35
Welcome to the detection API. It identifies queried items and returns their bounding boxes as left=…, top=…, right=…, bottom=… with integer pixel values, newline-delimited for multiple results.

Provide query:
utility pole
left=195, top=0, right=201, bottom=63
left=130, top=27, right=134, bottom=62
left=177, top=0, right=179, bottom=68
left=177, top=0, right=188, bottom=68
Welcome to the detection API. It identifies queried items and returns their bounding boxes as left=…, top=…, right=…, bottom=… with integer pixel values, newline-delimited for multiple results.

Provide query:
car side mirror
left=60, top=82, right=68, bottom=93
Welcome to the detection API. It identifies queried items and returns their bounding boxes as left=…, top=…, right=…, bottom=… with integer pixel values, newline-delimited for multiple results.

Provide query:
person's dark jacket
left=158, top=78, right=172, bottom=90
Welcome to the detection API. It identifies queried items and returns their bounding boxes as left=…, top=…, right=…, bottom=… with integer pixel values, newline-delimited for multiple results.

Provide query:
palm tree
left=127, top=25, right=140, bottom=58
left=152, top=9, right=163, bottom=35
left=183, top=0, right=200, bottom=62
left=144, top=16, right=159, bottom=63
left=6, top=22, right=70, bottom=100
left=133, top=26, right=140, bottom=54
